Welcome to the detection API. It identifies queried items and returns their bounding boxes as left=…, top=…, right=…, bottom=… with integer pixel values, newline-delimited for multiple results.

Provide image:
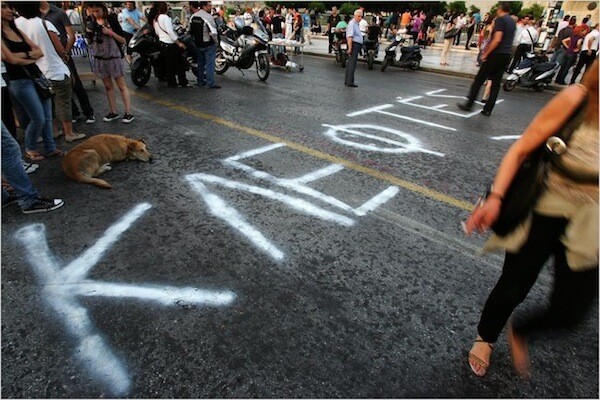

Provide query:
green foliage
left=519, top=3, right=545, bottom=20
left=308, top=1, right=326, bottom=13
left=490, top=1, right=523, bottom=16
left=447, top=1, right=467, bottom=14
left=469, top=5, right=480, bottom=15
left=339, top=2, right=361, bottom=16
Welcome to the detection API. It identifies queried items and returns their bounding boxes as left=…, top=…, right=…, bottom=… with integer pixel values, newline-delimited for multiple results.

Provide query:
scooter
left=363, top=36, right=378, bottom=70
left=381, top=29, right=422, bottom=72
left=332, top=30, right=347, bottom=68
left=127, top=19, right=197, bottom=88
left=503, top=51, right=559, bottom=92
left=215, top=16, right=270, bottom=81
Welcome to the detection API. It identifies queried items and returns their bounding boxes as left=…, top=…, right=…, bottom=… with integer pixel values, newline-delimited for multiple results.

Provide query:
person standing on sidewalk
left=555, top=25, right=586, bottom=85
left=464, top=60, right=598, bottom=379
left=551, top=16, right=575, bottom=64
left=301, top=8, right=311, bottom=45
left=464, top=15, right=476, bottom=50
left=440, top=17, right=456, bottom=66
left=190, top=1, right=220, bottom=89
left=453, top=13, right=467, bottom=46
left=571, top=23, right=598, bottom=84
left=40, top=1, right=95, bottom=125
left=344, top=9, right=363, bottom=88
left=458, top=2, right=515, bottom=116
left=326, top=6, right=341, bottom=54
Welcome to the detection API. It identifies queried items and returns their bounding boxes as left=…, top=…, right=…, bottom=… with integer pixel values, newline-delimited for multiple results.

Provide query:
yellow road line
left=133, top=91, right=474, bottom=212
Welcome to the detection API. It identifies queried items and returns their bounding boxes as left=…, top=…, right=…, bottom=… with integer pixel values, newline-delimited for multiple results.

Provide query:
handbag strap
left=525, top=28, right=535, bottom=52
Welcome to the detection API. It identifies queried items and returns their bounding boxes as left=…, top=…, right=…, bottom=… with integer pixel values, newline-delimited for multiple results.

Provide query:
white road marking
left=490, top=135, right=521, bottom=141
left=347, top=104, right=456, bottom=131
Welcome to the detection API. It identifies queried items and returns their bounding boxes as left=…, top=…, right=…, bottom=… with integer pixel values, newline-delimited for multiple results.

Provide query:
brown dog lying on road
left=62, top=134, right=152, bottom=189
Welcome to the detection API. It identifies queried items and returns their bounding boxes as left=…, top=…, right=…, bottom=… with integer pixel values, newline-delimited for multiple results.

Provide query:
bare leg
left=102, top=77, right=117, bottom=114
left=114, top=76, right=132, bottom=114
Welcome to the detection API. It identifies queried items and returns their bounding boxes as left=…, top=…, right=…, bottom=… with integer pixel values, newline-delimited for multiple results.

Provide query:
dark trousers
left=328, top=31, right=335, bottom=53
left=67, top=56, right=94, bottom=119
left=344, top=42, right=362, bottom=85
left=464, top=25, right=475, bottom=49
left=466, top=53, right=511, bottom=113
left=453, top=27, right=463, bottom=45
left=1, top=85, right=17, bottom=138
left=570, top=50, right=597, bottom=84
left=556, top=52, right=577, bottom=84
left=478, top=214, right=598, bottom=343
left=508, top=43, right=531, bottom=72
left=161, top=43, right=188, bottom=87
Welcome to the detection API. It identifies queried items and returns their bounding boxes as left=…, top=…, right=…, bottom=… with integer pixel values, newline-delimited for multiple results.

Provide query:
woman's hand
left=29, top=48, right=43, bottom=59
left=102, top=26, right=113, bottom=36
left=464, top=197, right=502, bottom=235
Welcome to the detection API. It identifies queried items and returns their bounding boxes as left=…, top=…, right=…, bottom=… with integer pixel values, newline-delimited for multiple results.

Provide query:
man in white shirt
left=556, top=15, right=570, bottom=35
left=15, top=4, right=85, bottom=143
left=454, top=13, right=467, bottom=45
left=570, top=23, right=599, bottom=83
left=507, top=16, right=538, bottom=72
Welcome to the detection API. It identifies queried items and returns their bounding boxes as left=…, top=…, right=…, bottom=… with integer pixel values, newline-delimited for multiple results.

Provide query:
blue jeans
left=2, top=122, right=38, bottom=209
left=8, top=78, right=56, bottom=154
left=196, top=44, right=217, bottom=87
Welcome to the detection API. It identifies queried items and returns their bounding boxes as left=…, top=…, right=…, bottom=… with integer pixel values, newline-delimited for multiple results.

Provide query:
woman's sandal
left=25, top=152, right=45, bottom=162
left=468, top=339, right=494, bottom=377
left=45, top=149, right=66, bottom=158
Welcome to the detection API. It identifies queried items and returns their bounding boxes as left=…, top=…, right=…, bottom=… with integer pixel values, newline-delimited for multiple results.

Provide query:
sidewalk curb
left=303, top=50, right=562, bottom=92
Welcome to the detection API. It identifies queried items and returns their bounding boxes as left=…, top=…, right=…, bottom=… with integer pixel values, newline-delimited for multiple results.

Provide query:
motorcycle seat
left=532, top=62, right=557, bottom=73
left=401, top=45, right=420, bottom=53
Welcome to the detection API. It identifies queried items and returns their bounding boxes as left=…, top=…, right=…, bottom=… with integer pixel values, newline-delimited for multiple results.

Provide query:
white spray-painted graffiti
left=395, top=89, right=504, bottom=118
left=187, top=143, right=400, bottom=262
left=321, top=124, right=445, bottom=156
left=14, top=203, right=236, bottom=396
left=490, top=135, right=521, bottom=141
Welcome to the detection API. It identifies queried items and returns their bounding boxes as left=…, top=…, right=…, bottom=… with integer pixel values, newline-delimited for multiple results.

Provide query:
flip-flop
left=45, top=149, right=66, bottom=158
left=468, top=339, right=494, bottom=377
left=25, top=152, right=45, bottom=161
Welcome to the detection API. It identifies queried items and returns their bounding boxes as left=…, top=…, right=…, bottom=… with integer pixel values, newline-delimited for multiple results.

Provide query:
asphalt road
left=2, top=55, right=597, bottom=398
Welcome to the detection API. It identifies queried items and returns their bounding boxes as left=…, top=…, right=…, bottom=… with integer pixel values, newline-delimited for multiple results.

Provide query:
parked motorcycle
left=215, top=16, right=270, bottom=81
left=332, top=30, right=347, bottom=68
left=503, top=51, right=558, bottom=92
left=363, top=37, right=378, bottom=70
left=128, top=19, right=197, bottom=88
left=381, top=29, right=422, bottom=72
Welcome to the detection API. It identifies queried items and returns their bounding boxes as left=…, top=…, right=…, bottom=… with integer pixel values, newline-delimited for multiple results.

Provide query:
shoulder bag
left=444, top=27, right=458, bottom=39
left=489, top=90, right=589, bottom=237
left=13, top=26, right=54, bottom=99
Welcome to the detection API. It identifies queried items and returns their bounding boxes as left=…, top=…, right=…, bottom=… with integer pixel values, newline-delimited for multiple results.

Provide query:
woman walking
left=153, top=2, right=188, bottom=88
left=1, top=2, right=64, bottom=161
left=465, top=60, right=599, bottom=378
left=440, top=17, right=455, bottom=66
left=86, top=2, right=134, bottom=123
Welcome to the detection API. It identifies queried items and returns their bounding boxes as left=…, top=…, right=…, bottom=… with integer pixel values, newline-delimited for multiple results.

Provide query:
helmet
left=234, top=16, right=245, bottom=30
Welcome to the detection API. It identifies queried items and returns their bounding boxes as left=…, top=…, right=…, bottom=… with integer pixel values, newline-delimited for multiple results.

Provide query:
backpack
left=190, top=15, right=213, bottom=46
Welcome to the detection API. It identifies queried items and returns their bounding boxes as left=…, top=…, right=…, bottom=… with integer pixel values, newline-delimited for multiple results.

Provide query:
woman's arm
left=562, top=37, right=571, bottom=49
left=18, top=30, right=43, bottom=59
left=464, top=84, right=588, bottom=234
left=1, top=43, right=37, bottom=66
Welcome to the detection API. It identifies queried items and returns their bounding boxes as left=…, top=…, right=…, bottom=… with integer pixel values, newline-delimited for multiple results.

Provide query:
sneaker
left=22, top=197, right=64, bottom=214
left=22, top=160, right=39, bottom=174
left=103, top=112, right=120, bottom=122
left=122, top=113, right=135, bottom=124
left=2, top=191, right=18, bottom=208
left=85, top=115, right=96, bottom=124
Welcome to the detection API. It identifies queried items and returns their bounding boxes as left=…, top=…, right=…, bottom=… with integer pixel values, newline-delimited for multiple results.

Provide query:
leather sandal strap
left=474, top=339, right=495, bottom=350
left=468, top=352, right=489, bottom=370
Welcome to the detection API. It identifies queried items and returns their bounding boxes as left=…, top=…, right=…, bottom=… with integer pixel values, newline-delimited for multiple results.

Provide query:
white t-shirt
left=1, top=62, right=7, bottom=88
left=14, top=17, right=70, bottom=81
left=359, top=18, right=369, bottom=35
left=154, top=14, right=178, bottom=44
left=582, top=29, right=599, bottom=51
left=513, top=23, right=524, bottom=46
left=456, top=16, right=467, bottom=29
left=556, top=20, right=569, bottom=35
left=519, top=26, right=538, bottom=45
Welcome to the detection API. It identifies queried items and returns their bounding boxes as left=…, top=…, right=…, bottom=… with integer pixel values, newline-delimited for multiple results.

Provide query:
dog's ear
left=136, top=138, right=146, bottom=144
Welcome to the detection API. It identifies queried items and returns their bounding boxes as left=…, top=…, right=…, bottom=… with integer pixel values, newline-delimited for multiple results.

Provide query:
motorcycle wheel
left=381, top=57, right=390, bottom=72
left=410, top=60, right=420, bottom=70
left=340, top=52, right=347, bottom=68
left=256, top=53, right=270, bottom=81
left=367, top=51, right=374, bottom=70
left=215, top=50, right=228, bottom=75
left=131, top=59, right=152, bottom=87
left=534, top=82, right=547, bottom=92
left=335, top=50, right=341, bottom=64
left=503, top=80, right=517, bottom=92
